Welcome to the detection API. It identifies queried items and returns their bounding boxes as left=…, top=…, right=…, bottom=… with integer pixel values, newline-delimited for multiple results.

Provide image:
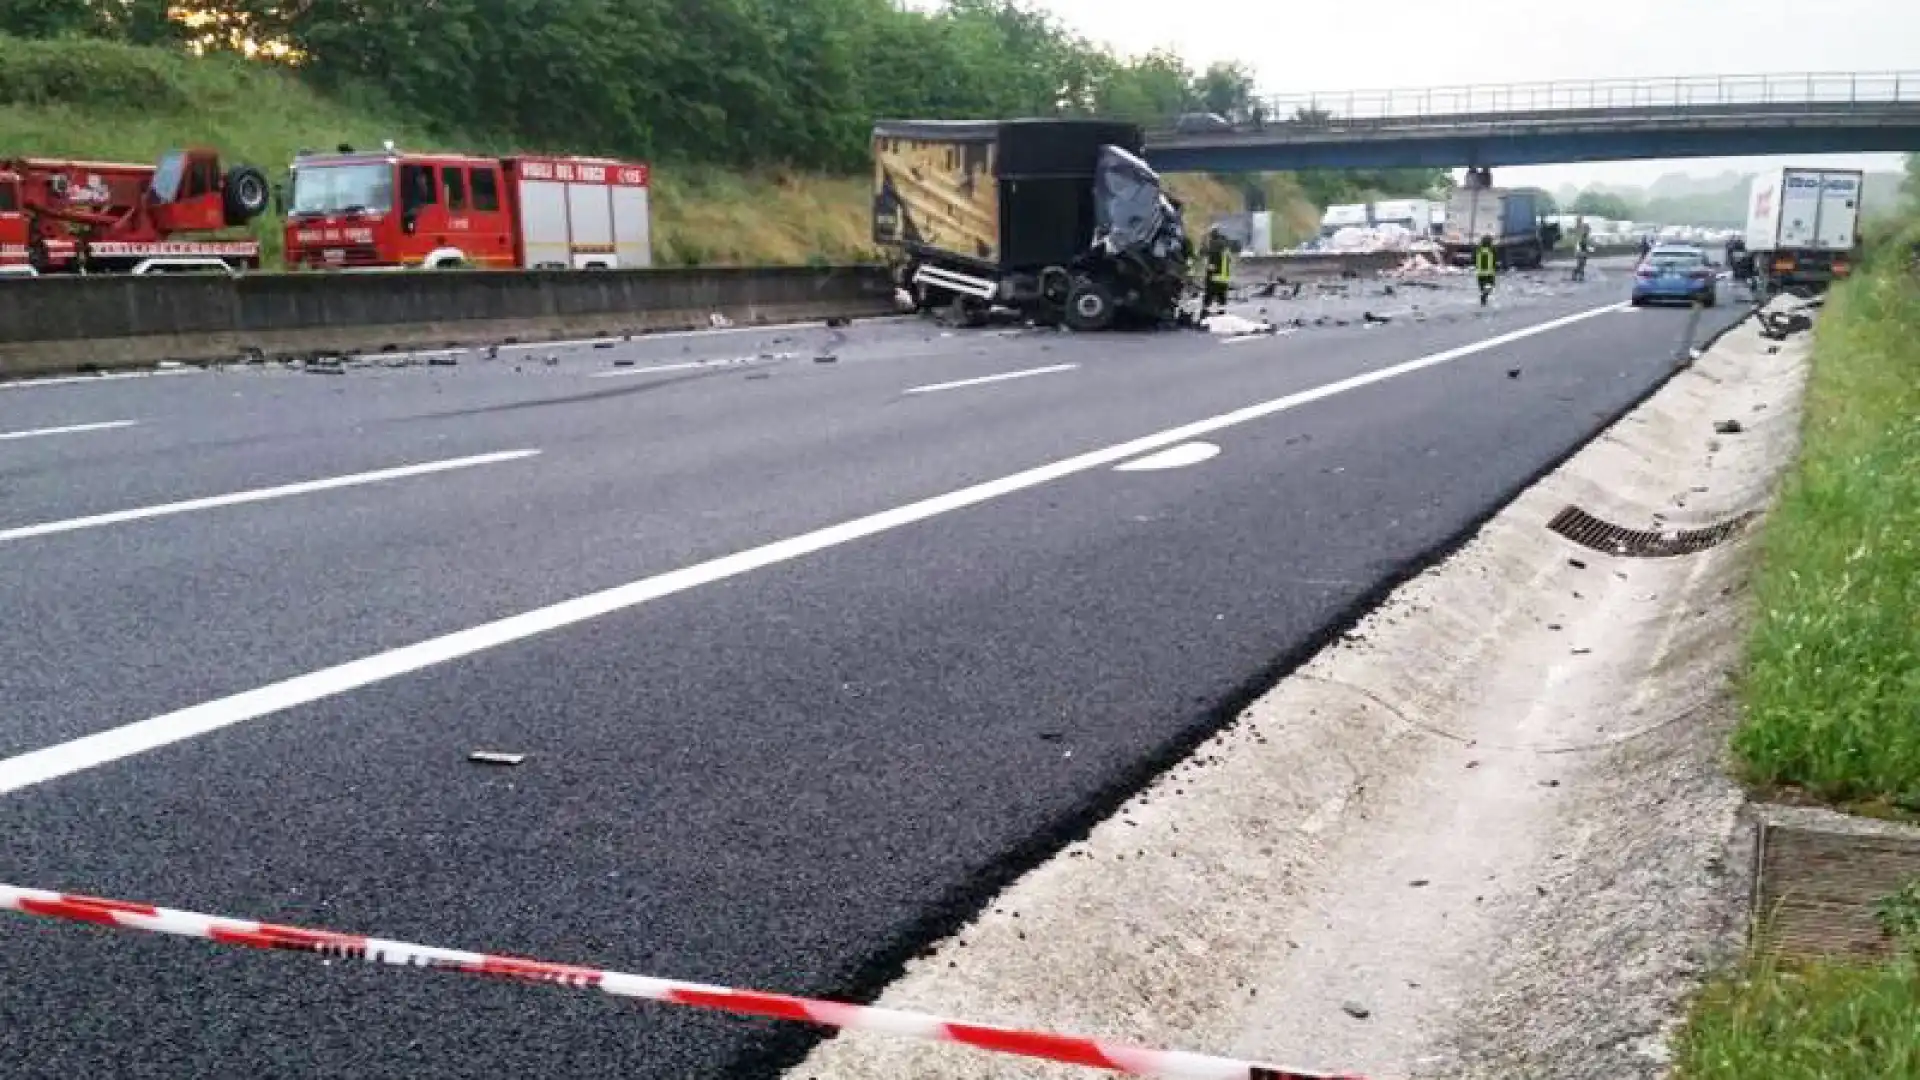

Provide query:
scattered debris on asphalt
left=1342, top=1001, right=1373, bottom=1020
left=1714, top=418, right=1744, bottom=434
left=468, top=751, right=526, bottom=766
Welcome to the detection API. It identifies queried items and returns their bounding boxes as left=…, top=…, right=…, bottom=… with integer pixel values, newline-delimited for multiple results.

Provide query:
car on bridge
left=1630, top=244, right=1717, bottom=308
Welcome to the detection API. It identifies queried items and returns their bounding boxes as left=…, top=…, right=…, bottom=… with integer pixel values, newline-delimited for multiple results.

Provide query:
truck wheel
left=1065, top=279, right=1115, bottom=331
left=224, top=165, right=271, bottom=225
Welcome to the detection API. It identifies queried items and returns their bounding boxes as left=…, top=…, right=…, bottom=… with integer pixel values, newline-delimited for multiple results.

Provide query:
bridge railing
left=1213, top=71, right=1920, bottom=129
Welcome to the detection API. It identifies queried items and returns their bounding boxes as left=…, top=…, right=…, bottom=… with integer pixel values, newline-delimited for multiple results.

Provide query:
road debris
left=467, top=751, right=526, bottom=766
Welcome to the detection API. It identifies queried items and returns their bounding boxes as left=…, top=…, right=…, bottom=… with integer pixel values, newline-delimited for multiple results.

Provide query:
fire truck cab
left=283, top=146, right=651, bottom=271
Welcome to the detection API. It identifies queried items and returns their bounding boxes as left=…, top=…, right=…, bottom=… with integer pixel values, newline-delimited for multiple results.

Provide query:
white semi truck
left=1743, top=166, right=1862, bottom=293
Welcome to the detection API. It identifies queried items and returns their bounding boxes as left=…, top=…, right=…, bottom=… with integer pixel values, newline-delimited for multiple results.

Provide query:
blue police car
left=1630, top=245, right=1717, bottom=308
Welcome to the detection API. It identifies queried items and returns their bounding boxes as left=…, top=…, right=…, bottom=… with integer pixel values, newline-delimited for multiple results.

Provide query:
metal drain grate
left=1547, top=505, right=1757, bottom=558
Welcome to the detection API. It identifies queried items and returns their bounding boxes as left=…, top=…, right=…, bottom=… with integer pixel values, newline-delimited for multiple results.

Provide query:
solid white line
left=0, top=450, right=540, bottom=544
left=506, top=316, right=914, bottom=353
left=1219, top=329, right=1298, bottom=345
left=0, top=420, right=138, bottom=441
left=0, top=303, right=1621, bottom=795
left=589, top=354, right=794, bottom=379
left=903, top=364, right=1079, bottom=394
left=0, top=369, right=198, bottom=392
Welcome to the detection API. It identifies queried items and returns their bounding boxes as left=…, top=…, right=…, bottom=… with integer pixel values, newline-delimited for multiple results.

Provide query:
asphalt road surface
left=0, top=264, right=1743, bottom=1079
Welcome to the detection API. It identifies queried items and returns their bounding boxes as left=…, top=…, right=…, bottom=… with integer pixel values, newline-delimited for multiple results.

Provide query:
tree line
left=1, top=0, right=1443, bottom=197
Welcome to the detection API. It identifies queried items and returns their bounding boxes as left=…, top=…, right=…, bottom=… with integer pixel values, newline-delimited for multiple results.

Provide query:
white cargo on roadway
left=510, top=157, right=652, bottom=270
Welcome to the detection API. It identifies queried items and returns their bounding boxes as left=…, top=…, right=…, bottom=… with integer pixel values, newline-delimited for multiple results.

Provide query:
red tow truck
left=0, top=150, right=269, bottom=275
left=282, top=144, right=653, bottom=271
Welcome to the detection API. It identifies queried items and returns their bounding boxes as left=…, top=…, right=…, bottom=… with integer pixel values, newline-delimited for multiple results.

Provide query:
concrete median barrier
left=0, top=265, right=897, bottom=378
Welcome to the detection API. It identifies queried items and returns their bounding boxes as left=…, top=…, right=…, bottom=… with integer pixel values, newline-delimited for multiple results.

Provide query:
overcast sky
left=1020, top=0, right=1916, bottom=188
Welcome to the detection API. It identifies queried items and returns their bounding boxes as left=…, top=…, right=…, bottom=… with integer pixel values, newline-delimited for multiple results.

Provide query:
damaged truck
left=872, top=119, right=1197, bottom=330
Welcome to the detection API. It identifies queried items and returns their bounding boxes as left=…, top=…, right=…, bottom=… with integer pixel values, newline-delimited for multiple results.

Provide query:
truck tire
left=1064, top=279, right=1116, bottom=331
left=223, top=165, right=271, bottom=225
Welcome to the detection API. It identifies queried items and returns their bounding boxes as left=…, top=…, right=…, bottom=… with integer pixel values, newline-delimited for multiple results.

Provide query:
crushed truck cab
left=872, top=119, right=1196, bottom=330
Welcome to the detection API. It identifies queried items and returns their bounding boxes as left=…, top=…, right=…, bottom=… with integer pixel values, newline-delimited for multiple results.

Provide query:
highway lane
left=0, top=271, right=1649, bottom=756
left=0, top=271, right=1740, bottom=1078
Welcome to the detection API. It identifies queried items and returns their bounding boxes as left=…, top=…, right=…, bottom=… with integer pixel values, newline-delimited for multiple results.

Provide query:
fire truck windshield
left=0, top=182, right=17, bottom=212
left=289, top=163, right=395, bottom=217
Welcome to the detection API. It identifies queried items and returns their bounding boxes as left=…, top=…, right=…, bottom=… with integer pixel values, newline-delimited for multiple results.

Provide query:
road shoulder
left=788, top=305, right=1810, bottom=1079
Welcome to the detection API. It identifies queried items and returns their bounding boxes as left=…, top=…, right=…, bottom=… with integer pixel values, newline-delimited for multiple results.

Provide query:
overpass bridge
left=1143, top=72, right=1920, bottom=172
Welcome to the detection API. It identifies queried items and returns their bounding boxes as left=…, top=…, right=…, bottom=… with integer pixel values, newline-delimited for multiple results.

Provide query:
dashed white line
left=1114, top=441, right=1221, bottom=471
left=0, top=449, right=540, bottom=543
left=902, top=364, right=1079, bottom=394
left=0, top=302, right=1623, bottom=795
left=0, top=420, right=138, bottom=441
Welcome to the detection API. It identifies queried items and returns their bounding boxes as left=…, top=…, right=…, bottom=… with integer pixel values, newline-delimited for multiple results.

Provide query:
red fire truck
left=0, top=150, right=268, bottom=275
left=281, top=145, right=652, bottom=271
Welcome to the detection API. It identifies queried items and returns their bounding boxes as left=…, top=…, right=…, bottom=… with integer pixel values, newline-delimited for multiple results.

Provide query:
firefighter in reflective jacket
left=1474, top=235, right=1497, bottom=306
left=1202, top=228, right=1233, bottom=313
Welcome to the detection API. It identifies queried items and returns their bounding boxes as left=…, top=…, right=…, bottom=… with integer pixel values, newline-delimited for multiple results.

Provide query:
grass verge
left=1673, top=951, right=1920, bottom=1079
left=1730, top=254, right=1920, bottom=814
left=1674, top=236, right=1920, bottom=1078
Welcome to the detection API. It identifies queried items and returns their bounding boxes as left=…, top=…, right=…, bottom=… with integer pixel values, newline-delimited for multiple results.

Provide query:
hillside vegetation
left=0, top=3, right=1440, bottom=264
left=1560, top=169, right=1908, bottom=228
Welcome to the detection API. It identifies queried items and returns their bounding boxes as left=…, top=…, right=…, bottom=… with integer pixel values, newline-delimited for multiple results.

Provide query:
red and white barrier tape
left=1, top=884, right=1364, bottom=1080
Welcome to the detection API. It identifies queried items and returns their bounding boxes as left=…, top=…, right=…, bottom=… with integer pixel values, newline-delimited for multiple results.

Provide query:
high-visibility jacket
left=1474, top=245, right=1496, bottom=277
left=1208, top=247, right=1232, bottom=285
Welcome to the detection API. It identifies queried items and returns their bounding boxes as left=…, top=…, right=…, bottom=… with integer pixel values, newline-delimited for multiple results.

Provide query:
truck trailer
left=282, top=146, right=651, bottom=271
left=1743, top=166, right=1861, bottom=293
left=873, top=119, right=1196, bottom=330
left=1441, top=175, right=1557, bottom=269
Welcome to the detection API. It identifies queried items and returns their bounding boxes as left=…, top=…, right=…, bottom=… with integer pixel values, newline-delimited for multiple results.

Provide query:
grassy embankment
left=0, top=34, right=1314, bottom=268
left=1671, top=221, right=1920, bottom=1079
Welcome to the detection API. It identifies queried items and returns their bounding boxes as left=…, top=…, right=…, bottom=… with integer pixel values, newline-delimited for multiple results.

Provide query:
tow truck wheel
left=224, top=165, right=271, bottom=225
left=1064, top=279, right=1115, bottom=331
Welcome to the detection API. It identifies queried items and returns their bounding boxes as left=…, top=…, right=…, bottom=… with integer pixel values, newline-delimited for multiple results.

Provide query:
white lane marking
left=1220, top=329, right=1298, bottom=345
left=0, top=303, right=1621, bottom=794
left=0, top=369, right=198, bottom=392
left=902, top=364, right=1079, bottom=395
left=0, top=450, right=540, bottom=544
left=502, top=316, right=914, bottom=353
left=589, top=354, right=795, bottom=379
left=1114, top=441, right=1220, bottom=471
left=0, top=420, right=138, bottom=442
